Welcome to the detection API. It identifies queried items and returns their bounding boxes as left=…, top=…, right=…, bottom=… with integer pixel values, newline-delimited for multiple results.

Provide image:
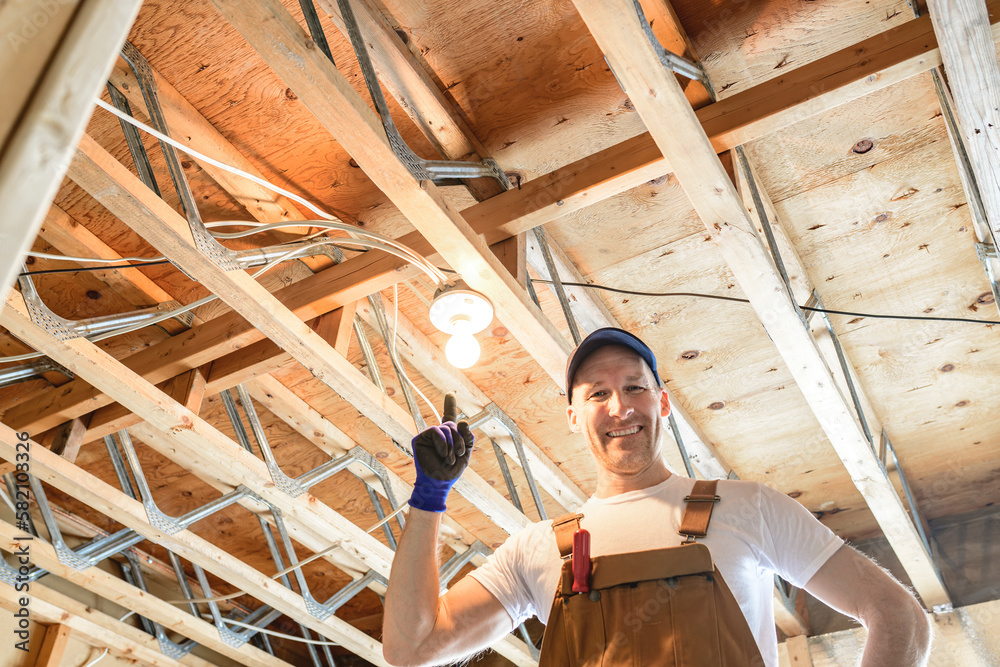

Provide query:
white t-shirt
left=469, top=474, right=843, bottom=666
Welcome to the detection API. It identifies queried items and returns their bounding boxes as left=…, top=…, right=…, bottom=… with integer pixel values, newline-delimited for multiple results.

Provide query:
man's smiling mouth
left=606, top=425, right=642, bottom=438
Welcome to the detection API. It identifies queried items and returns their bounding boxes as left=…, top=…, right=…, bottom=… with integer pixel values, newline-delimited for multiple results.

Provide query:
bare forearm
left=383, top=508, right=443, bottom=659
left=859, top=607, right=932, bottom=667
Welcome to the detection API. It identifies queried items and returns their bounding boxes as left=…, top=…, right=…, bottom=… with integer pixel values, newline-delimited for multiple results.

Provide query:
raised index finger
left=442, top=393, right=458, bottom=424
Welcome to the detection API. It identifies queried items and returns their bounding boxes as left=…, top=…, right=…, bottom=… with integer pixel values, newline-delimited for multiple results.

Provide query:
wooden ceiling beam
left=0, top=425, right=392, bottom=666
left=927, top=0, right=1000, bottom=250
left=570, top=0, right=951, bottom=609
left=0, top=520, right=290, bottom=667
left=0, top=0, right=141, bottom=301
left=210, top=0, right=573, bottom=391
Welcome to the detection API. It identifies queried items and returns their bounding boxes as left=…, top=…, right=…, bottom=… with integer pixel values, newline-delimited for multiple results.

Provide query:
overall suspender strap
left=552, top=513, right=584, bottom=559
left=678, top=479, right=721, bottom=541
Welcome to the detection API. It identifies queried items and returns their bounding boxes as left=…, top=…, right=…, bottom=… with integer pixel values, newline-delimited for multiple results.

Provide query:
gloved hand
left=408, top=393, right=474, bottom=512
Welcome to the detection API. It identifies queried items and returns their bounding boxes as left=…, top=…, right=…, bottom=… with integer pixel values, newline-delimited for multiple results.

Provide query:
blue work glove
left=409, top=393, right=474, bottom=512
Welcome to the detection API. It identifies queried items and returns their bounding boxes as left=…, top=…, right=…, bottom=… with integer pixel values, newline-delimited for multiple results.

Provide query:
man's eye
left=588, top=390, right=607, bottom=399
left=628, top=385, right=645, bottom=392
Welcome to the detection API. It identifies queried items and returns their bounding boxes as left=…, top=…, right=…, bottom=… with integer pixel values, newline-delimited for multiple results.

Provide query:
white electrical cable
left=207, top=219, right=449, bottom=284
left=388, top=283, right=441, bottom=423
left=94, top=99, right=451, bottom=286
left=94, top=98, right=335, bottom=222
left=80, top=611, right=134, bottom=667
left=82, top=648, right=109, bottom=667
left=2, top=235, right=437, bottom=362
left=27, top=251, right=167, bottom=264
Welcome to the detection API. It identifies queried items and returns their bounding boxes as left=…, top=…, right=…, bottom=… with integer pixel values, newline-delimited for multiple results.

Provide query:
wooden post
left=47, top=417, right=89, bottom=464
left=34, top=624, right=71, bottom=667
left=785, top=635, right=813, bottom=666
left=489, top=234, right=527, bottom=287
left=311, top=302, right=359, bottom=356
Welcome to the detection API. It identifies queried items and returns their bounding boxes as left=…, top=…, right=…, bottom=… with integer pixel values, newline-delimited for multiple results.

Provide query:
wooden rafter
left=0, top=0, right=142, bottom=300
left=570, top=0, right=951, bottom=609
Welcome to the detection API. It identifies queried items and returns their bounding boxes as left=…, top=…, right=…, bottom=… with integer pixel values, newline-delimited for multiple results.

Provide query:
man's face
left=566, top=345, right=670, bottom=476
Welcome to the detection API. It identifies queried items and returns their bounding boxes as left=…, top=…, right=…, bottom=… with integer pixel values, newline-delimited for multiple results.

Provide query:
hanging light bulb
left=429, top=281, right=494, bottom=369
left=445, top=319, right=481, bottom=369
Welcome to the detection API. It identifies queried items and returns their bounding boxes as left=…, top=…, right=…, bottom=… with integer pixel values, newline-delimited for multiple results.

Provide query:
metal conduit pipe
left=0, top=362, right=53, bottom=388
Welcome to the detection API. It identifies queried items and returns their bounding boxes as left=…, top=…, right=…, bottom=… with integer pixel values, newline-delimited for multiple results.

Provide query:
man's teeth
left=607, top=425, right=641, bottom=437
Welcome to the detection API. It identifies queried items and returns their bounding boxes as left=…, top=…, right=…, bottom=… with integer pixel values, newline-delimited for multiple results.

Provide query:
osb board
left=379, top=0, right=648, bottom=178
left=768, top=136, right=1000, bottom=523
left=742, top=71, right=948, bottom=203
left=673, top=0, right=914, bottom=99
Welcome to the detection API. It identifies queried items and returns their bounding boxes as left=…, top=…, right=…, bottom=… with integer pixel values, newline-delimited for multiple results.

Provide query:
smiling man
left=382, top=328, right=932, bottom=666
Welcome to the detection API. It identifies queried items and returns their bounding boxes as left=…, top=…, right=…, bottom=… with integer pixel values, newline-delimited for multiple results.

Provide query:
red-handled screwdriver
left=572, top=528, right=591, bottom=593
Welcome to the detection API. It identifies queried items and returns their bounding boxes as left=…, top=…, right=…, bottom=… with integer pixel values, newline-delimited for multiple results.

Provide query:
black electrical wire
left=532, top=279, right=1000, bottom=326
left=18, top=260, right=173, bottom=276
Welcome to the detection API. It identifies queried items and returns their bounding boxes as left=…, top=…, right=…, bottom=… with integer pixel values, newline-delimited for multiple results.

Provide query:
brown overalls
left=537, top=480, right=765, bottom=666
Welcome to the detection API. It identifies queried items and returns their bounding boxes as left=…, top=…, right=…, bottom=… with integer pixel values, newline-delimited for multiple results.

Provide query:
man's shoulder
left=507, top=515, right=559, bottom=548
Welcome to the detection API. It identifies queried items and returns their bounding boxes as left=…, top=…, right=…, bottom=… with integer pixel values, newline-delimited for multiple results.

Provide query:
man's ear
left=567, top=403, right=581, bottom=433
left=660, top=388, right=671, bottom=418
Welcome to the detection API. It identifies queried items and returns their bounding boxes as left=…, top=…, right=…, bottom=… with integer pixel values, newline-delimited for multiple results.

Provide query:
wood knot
left=851, top=138, right=874, bottom=154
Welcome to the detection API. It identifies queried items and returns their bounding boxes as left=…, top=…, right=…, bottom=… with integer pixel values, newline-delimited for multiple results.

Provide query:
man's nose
left=607, top=392, right=633, bottom=418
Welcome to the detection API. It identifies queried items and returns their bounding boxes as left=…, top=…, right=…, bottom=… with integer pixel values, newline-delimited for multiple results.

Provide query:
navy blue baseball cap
left=565, top=327, right=661, bottom=403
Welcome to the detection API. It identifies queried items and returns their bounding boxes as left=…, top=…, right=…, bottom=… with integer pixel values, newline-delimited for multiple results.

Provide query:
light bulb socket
left=429, top=280, right=494, bottom=335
